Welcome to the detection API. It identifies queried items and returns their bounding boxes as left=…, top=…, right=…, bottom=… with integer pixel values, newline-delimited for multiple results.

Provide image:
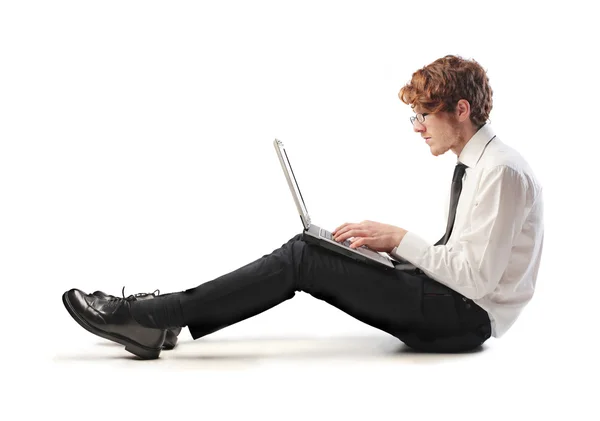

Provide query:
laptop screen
left=274, top=139, right=311, bottom=229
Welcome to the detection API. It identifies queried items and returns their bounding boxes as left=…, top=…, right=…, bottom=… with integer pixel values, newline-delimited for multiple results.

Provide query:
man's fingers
left=334, top=228, right=354, bottom=241
left=335, top=229, right=368, bottom=242
left=333, top=224, right=353, bottom=238
left=332, top=222, right=351, bottom=235
left=350, top=237, right=367, bottom=249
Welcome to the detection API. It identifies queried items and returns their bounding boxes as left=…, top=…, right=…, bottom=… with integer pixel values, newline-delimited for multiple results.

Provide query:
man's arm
left=390, top=165, right=530, bottom=299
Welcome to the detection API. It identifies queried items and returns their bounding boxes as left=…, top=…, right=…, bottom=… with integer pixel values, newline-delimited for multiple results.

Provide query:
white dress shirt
left=390, top=124, right=544, bottom=338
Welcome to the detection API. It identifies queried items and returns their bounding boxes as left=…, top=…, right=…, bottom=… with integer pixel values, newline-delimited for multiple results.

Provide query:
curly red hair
left=399, top=55, right=493, bottom=127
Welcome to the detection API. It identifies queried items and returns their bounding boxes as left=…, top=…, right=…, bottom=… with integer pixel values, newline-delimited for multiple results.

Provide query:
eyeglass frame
left=409, top=112, right=430, bottom=126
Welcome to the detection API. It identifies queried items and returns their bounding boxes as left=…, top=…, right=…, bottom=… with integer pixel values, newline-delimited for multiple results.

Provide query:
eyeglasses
left=410, top=112, right=430, bottom=126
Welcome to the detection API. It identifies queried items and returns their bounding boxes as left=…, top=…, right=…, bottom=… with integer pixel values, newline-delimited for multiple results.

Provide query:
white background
left=1, top=1, right=598, bottom=420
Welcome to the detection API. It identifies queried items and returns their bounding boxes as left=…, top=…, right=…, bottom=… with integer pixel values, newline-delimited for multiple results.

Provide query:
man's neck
left=452, top=123, right=481, bottom=157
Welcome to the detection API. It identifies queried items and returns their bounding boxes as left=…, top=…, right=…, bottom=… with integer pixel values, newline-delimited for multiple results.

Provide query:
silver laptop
left=273, top=139, right=416, bottom=271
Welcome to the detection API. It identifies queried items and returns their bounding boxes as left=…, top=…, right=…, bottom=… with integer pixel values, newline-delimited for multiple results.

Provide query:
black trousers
left=180, top=234, right=491, bottom=353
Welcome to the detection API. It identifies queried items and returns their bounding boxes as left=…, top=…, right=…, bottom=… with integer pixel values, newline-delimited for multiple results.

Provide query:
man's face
left=412, top=108, right=461, bottom=156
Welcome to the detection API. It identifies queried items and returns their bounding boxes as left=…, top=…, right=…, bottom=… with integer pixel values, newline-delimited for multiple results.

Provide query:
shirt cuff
left=390, top=231, right=430, bottom=266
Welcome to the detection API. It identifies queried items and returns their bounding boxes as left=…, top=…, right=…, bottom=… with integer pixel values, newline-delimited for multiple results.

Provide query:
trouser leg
left=182, top=234, right=419, bottom=340
left=176, top=233, right=489, bottom=351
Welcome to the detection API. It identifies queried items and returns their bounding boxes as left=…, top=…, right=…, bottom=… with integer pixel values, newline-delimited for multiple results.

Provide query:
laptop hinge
left=301, top=215, right=311, bottom=230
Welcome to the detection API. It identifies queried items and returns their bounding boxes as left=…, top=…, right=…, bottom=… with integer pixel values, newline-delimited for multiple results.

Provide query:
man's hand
left=332, top=220, right=408, bottom=253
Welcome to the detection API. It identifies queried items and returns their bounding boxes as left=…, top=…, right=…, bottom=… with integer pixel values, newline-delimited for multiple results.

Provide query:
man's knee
left=285, top=235, right=308, bottom=289
left=288, top=234, right=306, bottom=260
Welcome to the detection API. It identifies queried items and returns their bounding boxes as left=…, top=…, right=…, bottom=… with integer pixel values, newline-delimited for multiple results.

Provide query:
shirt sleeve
left=390, top=165, right=529, bottom=299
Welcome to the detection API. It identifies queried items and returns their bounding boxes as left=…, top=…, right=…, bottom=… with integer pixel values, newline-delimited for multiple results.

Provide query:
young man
left=62, top=55, right=544, bottom=359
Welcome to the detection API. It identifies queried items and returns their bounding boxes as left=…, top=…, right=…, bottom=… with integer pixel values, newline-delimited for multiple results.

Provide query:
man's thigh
left=293, top=234, right=486, bottom=351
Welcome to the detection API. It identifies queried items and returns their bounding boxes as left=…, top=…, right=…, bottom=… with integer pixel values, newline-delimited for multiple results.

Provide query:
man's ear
left=456, top=99, right=471, bottom=123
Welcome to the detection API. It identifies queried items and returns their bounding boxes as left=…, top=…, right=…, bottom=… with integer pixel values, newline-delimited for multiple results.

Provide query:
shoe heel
left=162, top=331, right=178, bottom=350
left=124, top=343, right=161, bottom=360
left=162, top=339, right=177, bottom=350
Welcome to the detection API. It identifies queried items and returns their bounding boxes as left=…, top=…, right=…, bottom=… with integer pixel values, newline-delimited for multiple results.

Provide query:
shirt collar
left=457, top=123, right=496, bottom=168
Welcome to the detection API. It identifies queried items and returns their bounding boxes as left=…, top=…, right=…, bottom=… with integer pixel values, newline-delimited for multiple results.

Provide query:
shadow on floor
left=54, top=334, right=488, bottom=364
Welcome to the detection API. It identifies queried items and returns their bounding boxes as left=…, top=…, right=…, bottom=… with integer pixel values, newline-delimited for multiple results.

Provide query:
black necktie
left=435, top=162, right=468, bottom=246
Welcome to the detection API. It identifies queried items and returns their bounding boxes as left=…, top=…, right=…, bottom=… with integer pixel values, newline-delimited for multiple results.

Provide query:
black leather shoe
left=62, top=288, right=166, bottom=360
left=91, top=290, right=183, bottom=350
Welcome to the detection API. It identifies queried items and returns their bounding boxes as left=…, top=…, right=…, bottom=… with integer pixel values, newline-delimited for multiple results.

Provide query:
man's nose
left=413, top=121, right=425, bottom=133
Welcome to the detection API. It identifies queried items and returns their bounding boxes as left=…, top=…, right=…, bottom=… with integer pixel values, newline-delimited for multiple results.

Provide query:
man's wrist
left=397, top=228, right=407, bottom=247
left=391, top=229, right=406, bottom=255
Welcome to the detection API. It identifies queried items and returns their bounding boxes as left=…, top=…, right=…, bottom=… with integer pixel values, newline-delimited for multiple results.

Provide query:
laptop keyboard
left=319, top=227, right=395, bottom=265
left=320, top=229, right=354, bottom=248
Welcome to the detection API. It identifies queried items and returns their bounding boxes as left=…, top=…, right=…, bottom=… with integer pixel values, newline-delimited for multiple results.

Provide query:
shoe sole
left=62, top=291, right=161, bottom=360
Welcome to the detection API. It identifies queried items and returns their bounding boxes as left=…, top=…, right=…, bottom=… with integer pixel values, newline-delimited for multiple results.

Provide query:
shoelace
left=121, top=286, right=160, bottom=301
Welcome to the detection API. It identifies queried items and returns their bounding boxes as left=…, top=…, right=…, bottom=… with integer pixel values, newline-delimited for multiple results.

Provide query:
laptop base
left=301, top=227, right=397, bottom=270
